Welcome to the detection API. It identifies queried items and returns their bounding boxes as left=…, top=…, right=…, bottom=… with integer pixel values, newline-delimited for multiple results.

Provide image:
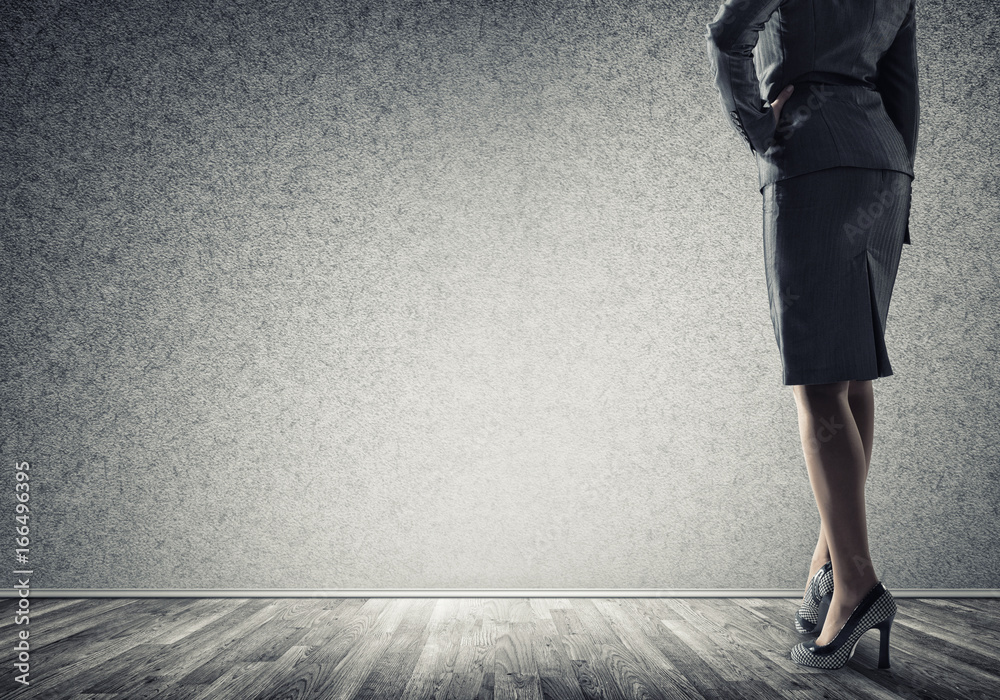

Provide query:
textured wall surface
left=2, top=0, right=998, bottom=591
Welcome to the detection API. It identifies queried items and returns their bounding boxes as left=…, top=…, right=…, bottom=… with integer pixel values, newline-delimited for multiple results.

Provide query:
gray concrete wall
left=3, top=0, right=997, bottom=591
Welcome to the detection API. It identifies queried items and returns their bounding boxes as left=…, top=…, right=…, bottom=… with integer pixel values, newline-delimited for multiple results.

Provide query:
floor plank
left=0, top=597, right=995, bottom=699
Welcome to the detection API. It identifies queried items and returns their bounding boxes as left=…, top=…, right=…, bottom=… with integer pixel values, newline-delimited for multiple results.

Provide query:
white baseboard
left=4, top=588, right=1000, bottom=598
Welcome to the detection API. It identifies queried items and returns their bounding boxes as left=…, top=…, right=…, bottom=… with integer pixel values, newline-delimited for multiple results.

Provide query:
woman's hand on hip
left=771, top=85, right=794, bottom=125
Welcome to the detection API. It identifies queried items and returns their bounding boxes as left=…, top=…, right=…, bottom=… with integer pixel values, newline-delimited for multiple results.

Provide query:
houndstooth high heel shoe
left=796, top=560, right=834, bottom=635
left=791, top=581, right=897, bottom=669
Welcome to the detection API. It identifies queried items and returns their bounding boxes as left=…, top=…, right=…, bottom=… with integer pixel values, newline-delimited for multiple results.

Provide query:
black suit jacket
left=706, top=0, right=919, bottom=244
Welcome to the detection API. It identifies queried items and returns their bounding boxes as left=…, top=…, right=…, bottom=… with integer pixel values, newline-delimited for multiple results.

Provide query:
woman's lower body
left=762, top=167, right=910, bottom=660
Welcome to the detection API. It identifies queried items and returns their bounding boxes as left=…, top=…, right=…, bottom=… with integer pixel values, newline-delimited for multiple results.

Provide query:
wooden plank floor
left=0, top=596, right=997, bottom=699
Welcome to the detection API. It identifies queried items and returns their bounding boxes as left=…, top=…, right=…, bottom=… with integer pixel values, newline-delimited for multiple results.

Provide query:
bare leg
left=793, top=381, right=879, bottom=646
left=847, top=379, right=875, bottom=475
left=803, top=379, right=874, bottom=597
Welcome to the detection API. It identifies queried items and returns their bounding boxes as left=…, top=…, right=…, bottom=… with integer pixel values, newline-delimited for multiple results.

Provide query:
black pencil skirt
left=762, top=166, right=912, bottom=386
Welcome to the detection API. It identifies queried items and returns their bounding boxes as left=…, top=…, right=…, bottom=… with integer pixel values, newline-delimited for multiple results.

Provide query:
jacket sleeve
left=705, top=0, right=784, bottom=156
left=875, top=0, right=919, bottom=245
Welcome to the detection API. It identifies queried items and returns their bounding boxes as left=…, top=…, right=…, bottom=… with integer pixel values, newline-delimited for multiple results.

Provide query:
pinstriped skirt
left=762, top=166, right=912, bottom=386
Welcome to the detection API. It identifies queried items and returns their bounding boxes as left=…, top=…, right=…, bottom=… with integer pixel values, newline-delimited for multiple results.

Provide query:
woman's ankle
left=809, top=555, right=831, bottom=571
left=832, top=573, right=879, bottom=602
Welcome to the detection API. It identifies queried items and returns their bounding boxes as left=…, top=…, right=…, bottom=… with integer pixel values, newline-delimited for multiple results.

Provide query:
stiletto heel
left=876, top=614, right=894, bottom=669
left=791, top=581, right=897, bottom=670
left=795, top=561, right=834, bottom=635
